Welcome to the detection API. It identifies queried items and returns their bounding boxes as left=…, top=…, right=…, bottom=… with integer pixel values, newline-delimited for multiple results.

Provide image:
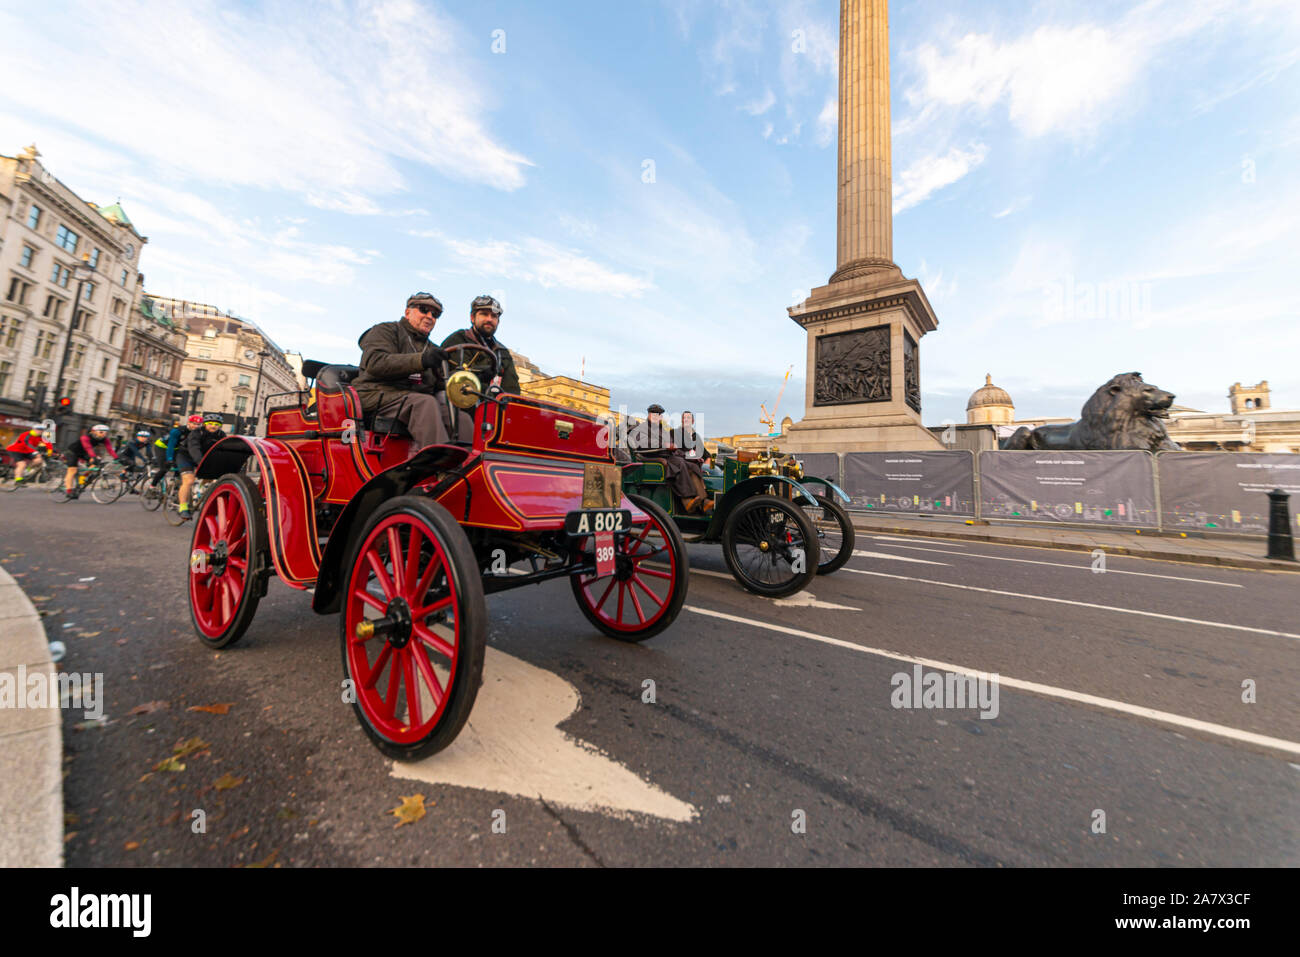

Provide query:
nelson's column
left=782, top=0, right=942, bottom=453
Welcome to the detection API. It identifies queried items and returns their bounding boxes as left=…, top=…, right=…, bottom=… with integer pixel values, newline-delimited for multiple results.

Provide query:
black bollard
left=1266, top=488, right=1295, bottom=561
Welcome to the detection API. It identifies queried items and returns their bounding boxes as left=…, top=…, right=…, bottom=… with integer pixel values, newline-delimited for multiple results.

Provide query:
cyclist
left=171, top=414, right=203, bottom=519
left=62, top=423, right=117, bottom=498
left=179, top=412, right=227, bottom=520
left=148, top=423, right=176, bottom=488
left=5, top=428, right=54, bottom=486
left=117, top=429, right=154, bottom=493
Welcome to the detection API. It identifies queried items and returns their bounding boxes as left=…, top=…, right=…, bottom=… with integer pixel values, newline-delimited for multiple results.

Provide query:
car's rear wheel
left=570, top=492, right=688, bottom=642
left=801, top=490, right=855, bottom=575
left=188, top=474, right=269, bottom=649
left=341, top=496, right=486, bottom=761
left=721, top=493, right=818, bottom=598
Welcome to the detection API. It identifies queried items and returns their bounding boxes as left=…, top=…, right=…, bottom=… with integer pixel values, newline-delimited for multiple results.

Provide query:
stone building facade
left=0, top=144, right=148, bottom=442
left=109, top=295, right=189, bottom=433
left=149, top=296, right=299, bottom=434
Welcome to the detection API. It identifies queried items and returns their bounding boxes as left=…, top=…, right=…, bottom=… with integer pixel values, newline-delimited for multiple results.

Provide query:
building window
left=73, top=308, right=90, bottom=330
left=56, top=225, right=79, bottom=253
left=83, top=282, right=94, bottom=301
left=194, top=388, right=205, bottom=406
left=95, top=390, right=104, bottom=415
left=32, top=331, right=46, bottom=356
left=42, top=334, right=54, bottom=359
left=120, top=268, right=129, bottom=286
left=26, top=205, right=41, bottom=230
left=100, top=358, right=111, bottom=378
left=72, top=344, right=85, bottom=369
left=0, top=316, right=21, bottom=347
left=6, top=278, right=21, bottom=302
left=124, top=382, right=135, bottom=404
left=112, top=298, right=124, bottom=317
left=109, top=324, right=119, bottom=344
left=50, top=263, right=71, bottom=288
left=238, top=374, right=251, bottom=388
left=234, top=396, right=248, bottom=413
left=194, top=368, right=208, bottom=381
left=0, top=361, right=11, bottom=395
left=89, top=248, right=100, bottom=269
left=199, top=350, right=212, bottom=359
left=19, top=245, right=35, bottom=269
left=203, top=328, right=217, bottom=339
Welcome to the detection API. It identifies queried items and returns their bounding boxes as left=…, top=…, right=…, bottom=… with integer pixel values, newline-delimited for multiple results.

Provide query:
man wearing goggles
left=352, top=292, right=451, bottom=447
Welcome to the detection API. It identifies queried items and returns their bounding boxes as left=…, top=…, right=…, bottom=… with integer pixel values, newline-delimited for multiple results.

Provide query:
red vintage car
left=186, top=347, right=688, bottom=760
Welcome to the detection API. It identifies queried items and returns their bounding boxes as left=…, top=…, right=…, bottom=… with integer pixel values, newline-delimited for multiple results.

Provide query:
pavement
left=0, top=561, right=63, bottom=867
left=1, top=490, right=1297, bottom=867
left=844, top=510, right=1300, bottom=573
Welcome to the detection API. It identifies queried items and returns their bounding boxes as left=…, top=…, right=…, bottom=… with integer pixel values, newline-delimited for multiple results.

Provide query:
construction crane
left=759, top=365, right=793, bottom=437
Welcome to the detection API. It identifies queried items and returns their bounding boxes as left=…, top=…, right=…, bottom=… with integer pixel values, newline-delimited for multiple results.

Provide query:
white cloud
left=743, top=89, right=776, bottom=115
left=433, top=235, right=653, bottom=298
left=0, top=0, right=532, bottom=209
left=893, top=144, right=989, bottom=214
left=814, top=97, right=837, bottom=147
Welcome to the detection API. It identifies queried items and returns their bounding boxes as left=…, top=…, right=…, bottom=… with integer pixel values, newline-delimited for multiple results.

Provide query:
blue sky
left=2, top=0, right=1298, bottom=437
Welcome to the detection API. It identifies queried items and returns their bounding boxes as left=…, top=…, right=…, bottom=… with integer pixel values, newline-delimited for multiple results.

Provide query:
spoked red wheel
left=341, top=496, right=485, bottom=761
left=188, top=474, right=268, bottom=649
left=570, top=492, right=688, bottom=642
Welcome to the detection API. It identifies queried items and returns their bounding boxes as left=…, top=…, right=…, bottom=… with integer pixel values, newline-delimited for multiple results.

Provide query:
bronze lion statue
left=1000, top=372, right=1181, bottom=452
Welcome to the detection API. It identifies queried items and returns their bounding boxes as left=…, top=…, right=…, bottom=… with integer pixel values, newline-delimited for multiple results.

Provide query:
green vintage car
left=620, top=447, right=855, bottom=598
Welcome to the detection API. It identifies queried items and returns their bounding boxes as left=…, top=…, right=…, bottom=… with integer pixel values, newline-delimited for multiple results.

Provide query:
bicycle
left=50, top=461, right=111, bottom=503
left=141, top=467, right=176, bottom=512
left=164, top=475, right=211, bottom=526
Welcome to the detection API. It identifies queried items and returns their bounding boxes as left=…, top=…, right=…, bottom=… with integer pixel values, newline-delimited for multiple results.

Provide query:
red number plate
left=595, top=530, right=616, bottom=577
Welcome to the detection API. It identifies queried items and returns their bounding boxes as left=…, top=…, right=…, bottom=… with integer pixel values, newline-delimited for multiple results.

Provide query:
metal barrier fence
left=792, top=449, right=1299, bottom=536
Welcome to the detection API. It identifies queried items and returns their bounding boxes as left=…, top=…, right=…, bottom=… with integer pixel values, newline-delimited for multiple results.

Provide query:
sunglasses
left=414, top=305, right=440, bottom=316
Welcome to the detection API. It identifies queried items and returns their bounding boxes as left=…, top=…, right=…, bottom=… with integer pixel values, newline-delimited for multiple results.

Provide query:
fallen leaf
left=275, top=807, right=298, bottom=820
left=214, top=773, right=245, bottom=791
left=115, top=639, right=129, bottom=646
left=226, top=825, right=251, bottom=844
left=77, top=630, right=101, bottom=637
left=66, top=584, right=90, bottom=590
left=153, top=757, right=186, bottom=773
left=30, top=595, right=53, bottom=602
left=187, top=702, right=234, bottom=715
left=128, top=701, right=169, bottom=715
left=247, top=849, right=280, bottom=869
left=73, top=718, right=109, bottom=732
left=390, top=794, right=428, bottom=828
left=124, top=841, right=141, bottom=851
left=171, top=737, right=210, bottom=759
left=64, top=831, right=78, bottom=843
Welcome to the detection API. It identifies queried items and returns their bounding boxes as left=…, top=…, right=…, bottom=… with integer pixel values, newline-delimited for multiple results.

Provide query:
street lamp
left=52, top=253, right=96, bottom=433
left=248, top=347, right=272, bottom=436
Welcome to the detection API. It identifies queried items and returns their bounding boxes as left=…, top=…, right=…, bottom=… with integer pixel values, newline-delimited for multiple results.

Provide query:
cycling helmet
left=202, top=411, right=223, bottom=424
left=188, top=414, right=203, bottom=425
left=90, top=423, right=110, bottom=433
left=135, top=429, right=151, bottom=438
left=28, top=428, right=41, bottom=436
left=470, top=294, right=502, bottom=317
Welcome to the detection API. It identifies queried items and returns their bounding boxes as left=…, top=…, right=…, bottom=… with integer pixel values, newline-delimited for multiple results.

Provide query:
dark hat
left=406, top=291, right=443, bottom=316
left=647, top=403, right=665, bottom=414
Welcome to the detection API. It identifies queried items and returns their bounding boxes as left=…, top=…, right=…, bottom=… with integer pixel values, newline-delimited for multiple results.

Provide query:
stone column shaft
left=832, top=0, right=895, bottom=281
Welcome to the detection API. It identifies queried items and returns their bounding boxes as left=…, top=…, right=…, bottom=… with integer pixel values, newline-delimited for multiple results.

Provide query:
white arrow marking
left=391, top=648, right=698, bottom=823
left=772, top=591, right=861, bottom=611
left=851, top=549, right=949, bottom=565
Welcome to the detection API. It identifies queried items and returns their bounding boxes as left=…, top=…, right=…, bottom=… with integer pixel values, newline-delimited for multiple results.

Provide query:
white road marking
left=839, top=568, right=1300, bottom=641
left=391, top=647, right=697, bottom=822
left=684, top=605, right=1300, bottom=756
left=852, top=549, right=949, bottom=566
left=772, top=591, right=862, bottom=611
left=864, top=543, right=1242, bottom=586
left=873, top=535, right=968, bottom=546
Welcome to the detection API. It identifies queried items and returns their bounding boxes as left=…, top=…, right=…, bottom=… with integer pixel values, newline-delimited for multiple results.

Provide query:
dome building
left=966, top=374, right=1015, bottom=426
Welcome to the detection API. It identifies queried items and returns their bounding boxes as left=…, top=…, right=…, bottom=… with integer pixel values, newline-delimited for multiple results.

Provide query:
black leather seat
left=316, top=364, right=361, bottom=392
left=366, top=415, right=413, bottom=439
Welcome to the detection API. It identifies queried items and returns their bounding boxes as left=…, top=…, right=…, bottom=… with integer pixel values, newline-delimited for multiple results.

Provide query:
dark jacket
left=187, top=427, right=226, bottom=465
left=352, top=319, right=446, bottom=415
left=165, top=426, right=190, bottom=462
left=118, top=439, right=151, bottom=467
left=441, top=328, right=520, bottom=394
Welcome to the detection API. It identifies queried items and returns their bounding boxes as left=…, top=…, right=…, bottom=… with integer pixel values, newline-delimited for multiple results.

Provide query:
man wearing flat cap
left=440, top=294, right=520, bottom=394
left=352, top=291, right=451, bottom=447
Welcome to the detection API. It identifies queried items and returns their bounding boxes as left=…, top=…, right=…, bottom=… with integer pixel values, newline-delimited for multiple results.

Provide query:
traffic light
left=23, top=384, right=46, bottom=412
left=58, top=397, right=72, bottom=408
left=169, top=391, right=187, bottom=416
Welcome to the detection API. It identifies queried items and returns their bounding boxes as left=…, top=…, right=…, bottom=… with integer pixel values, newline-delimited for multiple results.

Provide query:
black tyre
left=721, top=493, right=818, bottom=598
left=91, top=467, right=127, bottom=503
left=340, top=496, right=487, bottom=761
left=570, top=492, right=689, bottom=642
left=802, top=491, right=855, bottom=575
left=187, top=474, right=270, bottom=649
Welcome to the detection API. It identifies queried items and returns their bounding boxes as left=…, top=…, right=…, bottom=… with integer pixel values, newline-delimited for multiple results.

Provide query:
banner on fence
left=841, top=451, right=976, bottom=516
left=1157, top=452, right=1300, bottom=535
left=977, top=451, right=1158, bottom=526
